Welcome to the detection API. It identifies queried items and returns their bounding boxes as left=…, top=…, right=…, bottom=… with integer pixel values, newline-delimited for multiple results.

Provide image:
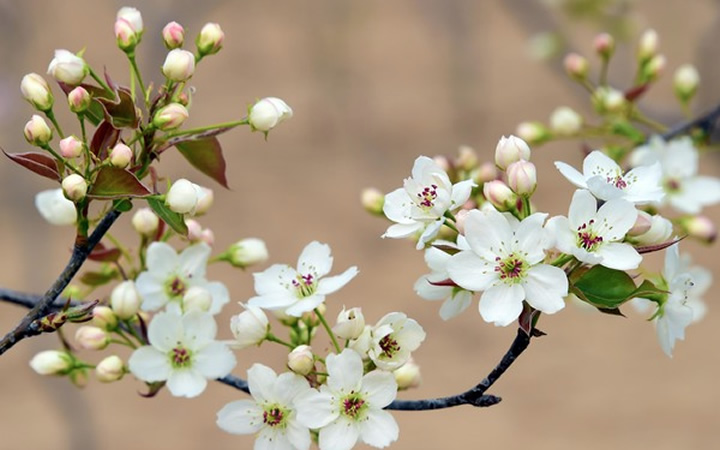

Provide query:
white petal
left=416, top=219, right=444, bottom=249
left=382, top=222, right=423, bottom=239
left=523, top=265, right=568, bottom=314
left=256, top=426, right=295, bottom=450
left=587, top=176, right=624, bottom=201
left=583, top=150, right=621, bottom=178
left=148, top=311, right=184, bottom=352
left=683, top=176, right=720, bottom=207
left=622, top=162, right=665, bottom=204
left=285, top=295, right=325, bottom=317
left=450, top=179, right=476, bottom=208
left=362, top=370, right=397, bottom=408
left=203, top=280, right=230, bottom=314
left=464, top=209, right=512, bottom=261
left=247, top=293, right=296, bottom=311
left=182, top=310, right=218, bottom=345
left=446, top=251, right=497, bottom=292
left=128, top=346, right=172, bottom=382
left=273, top=372, right=310, bottom=405
left=515, top=213, right=549, bottom=263
left=545, top=216, right=575, bottom=255
left=254, top=264, right=296, bottom=295
left=594, top=198, right=637, bottom=241
left=555, top=161, right=588, bottom=188
left=136, top=272, right=169, bottom=311
left=424, top=246, right=452, bottom=272
left=285, top=418, right=312, bottom=450
left=414, top=275, right=451, bottom=300
left=326, top=349, right=363, bottom=393
left=479, top=284, right=524, bottom=327
left=166, top=369, right=207, bottom=397
left=178, top=243, right=211, bottom=279
left=663, top=244, right=681, bottom=281
left=193, top=342, right=236, bottom=379
left=145, top=242, right=179, bottom=278
left=317, top=266, right=358, bottom=295
left=595, top=242, right=642, bottom=270
left=297, top=241, right=333, bottom=277
left=319, top=418, right=359, bottom=450
left=216, top=400, right=264, bottom=434
left=294, top=389, right=336, bottom=429
left=395, top=319, right=426, bottom=352
left=439, top=290, right=473, bottom=320
left=568, top=189, right=597, bottom=229
left=248, top=363, right=278, bottom=404
left=359, top=410, right=399, bottom=448
left=35, top=189, right=77, bottom=226
left=382, top=188, right=414, bottom=223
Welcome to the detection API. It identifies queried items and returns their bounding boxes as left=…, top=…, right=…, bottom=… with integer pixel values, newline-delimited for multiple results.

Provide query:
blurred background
left=0, top=0, right=719, bottom=449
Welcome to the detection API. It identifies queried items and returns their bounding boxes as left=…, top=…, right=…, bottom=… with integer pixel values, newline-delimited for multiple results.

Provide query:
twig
left=661, top=102, right=720, bottom=140
left=0, top=289, right=76, bottom=311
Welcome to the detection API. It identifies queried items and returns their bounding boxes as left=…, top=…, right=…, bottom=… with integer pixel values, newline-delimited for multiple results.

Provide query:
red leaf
left=88, top=166, right=151, bottom=199
left=625, top=84, right=650, bottom=102
left=96, top=87, right=139, bottom=129
left=90, top=121, right=120, bottom=159
left=2, top=149, right=60, bottom=181
left=175, top=137, right=229, bottom=188
left=88, top=242, right=122, bottom=262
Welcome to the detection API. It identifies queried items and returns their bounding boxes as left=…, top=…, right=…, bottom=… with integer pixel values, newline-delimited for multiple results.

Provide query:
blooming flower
left=555, top=150, right=664, bottom=204
left=295, top=349, right=399, bottom=450
left=547, top=189, right=641, bottom=270
left=654, top=245, right=696, bottom=357
left=135, top=242, right=229, bottom=314
left=35, top=189, right=77, bottom=226
left=229, top=305, right=269, bottom=349
left=368, top=312, right=426, bottom=371
left=382, top=156, right=475, bottom=250
left=247, top=241, right=358, bottom=317
left=630, top=136, right=720, bottom=214
left=217, top=364, right=314, bottom=449
left=128, top=310, right=236, bottom=397
left=447, top=209, right=567, bottom=326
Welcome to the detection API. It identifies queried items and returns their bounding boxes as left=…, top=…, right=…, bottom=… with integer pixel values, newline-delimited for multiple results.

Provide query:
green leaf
left=630, top=279, right=668, bottom=304
left=147, top=196, right=188, bottom=235
left=113, top=198, right=133, bottom=212
left=97, top=87, right=140, bottom=129
left=611, top=120, right=645, bottom=145
left=175, top=137, right=229, bottom=188
left=80, top=269, right=117, bottom=286
left=88, top=167, right=152, bottom=199
left=2, top=149, right=60, bottom=181
left=571, top=265, right=638, bottom=309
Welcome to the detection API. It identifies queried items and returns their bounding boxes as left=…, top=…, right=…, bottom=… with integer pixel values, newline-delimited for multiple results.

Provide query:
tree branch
left=0, top=209, right=122, bottom=355
left=661, top=102, right=720, bottom=140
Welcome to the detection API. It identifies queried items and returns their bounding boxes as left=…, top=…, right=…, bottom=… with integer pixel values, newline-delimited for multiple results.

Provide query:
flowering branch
left=661, top=101, right=720, bottom=140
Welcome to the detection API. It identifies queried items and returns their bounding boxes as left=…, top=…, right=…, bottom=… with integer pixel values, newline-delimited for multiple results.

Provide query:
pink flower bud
left=248, top=97, right=293, bottom=132
left=507, top=160, right=537, bottom=196
left=228, top=238, right=268, bottom=268
left=116, top=7, right=143, bottom=34
left=628, top=210, right=653, bottom=236
left=24, top=114, right=52, bottom=146
left=680, top=215, right=717, bottom=244
left=194, top=186, right=213, bottom=215
left=515, top=121, right=549, bottom=145
left=196, top=22, right=224, bottom=56
left=454, top=209, right=470, bottom=235
left=110, top=280, right=140, bottom=319
left=20, top=73, right=53, bottom=111
left=564, top=52, right=589, bottom=79
left=483, top=180, right=516, bottom=210
left=162, top=21, right=185, bottom=49
left=361, top=188, right=385, bottom=215
left=630, top=214, right=673, bottom=245
left=183, top=286, right=212, bottom=312
left=131, top=207, right=159, bottom=237
left=109, top=143, right=133, bottom=168
left=61, top=174, right=87, bottom=202
left=75, top=326, right=110, bottom=350
left=162, top=49, right=195, bottom=82
left=474, top=162, right=499, bottom=184
left=593, top=86, right=626, bottom=113
left=59, top=135, right=84, bottom=158
left=96, top=355, right=125, bottom=382
left=115, top=18, right=140, bottom=52
left=643, top=54, right=666, bottom=82
left=153, top=103, right=188, bottom=130
left=593, top=33, right=615, bottom=58
left=166, top=178, right=200, bottom=214
left=549, top=106, right=582, bottom=135
left=185, top=219, right=203, bottom=241
left=287, top=345, right=314, bottom=376
left=674, top=64, right=700, bottom=102
left=495, top=135, right=531, bottom=170
left=200, top=228, right=215, bottom=246
left=638, top=29, right=658, bottom=62
left=68, top=86, right=92, bottom=113
left=47, top=49, right=88, bottom=85
left=456, top=145, right=478, bottom=171
left=91, top=305, right=118, bottom=330
left=30, top=350, right=73, bottom=375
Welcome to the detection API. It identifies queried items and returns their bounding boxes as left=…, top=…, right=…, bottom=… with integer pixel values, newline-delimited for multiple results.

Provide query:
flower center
left=379, top=334, right=400, bottom=358
left=664, top=178, right=681, bottom=193
left=416, top=184, right=438, bottom=210
left=291, top=273, right=317, bottom=297
left=576, top=220, right=603, bottom=251
left=165, top=275, right=187, bottom=299
left=606, top=175, right=627, bottom=189
left=262, top=404, right=287, bottom=429
left=169, top=345, right=192, bottom=368
left=494, top=253, right=526, bottom=283
left=341, top=392, right=367, bottom=420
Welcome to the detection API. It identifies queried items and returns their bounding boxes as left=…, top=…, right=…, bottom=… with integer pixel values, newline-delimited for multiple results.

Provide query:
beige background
left=1, top=1, right=719, bottom=449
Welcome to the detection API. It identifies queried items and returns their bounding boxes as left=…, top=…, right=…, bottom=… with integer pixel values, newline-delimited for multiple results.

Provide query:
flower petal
left=450, top=179, right=476, bottom=208
left=382, top=188, right=414, bottom=223
left=319, top=418, right=359, bottom=450
left=523, top=265, right=567, bottom=314
left=446, top=251, right=497, bottom=292
left=182, top=310, right=218, bottom=345
left=128, top=346, right=172, bottom=382
left=166, top=368, right=208, bottom=397
left=555, top=161, right=588, bottom=189
left=317, top=266, right=358, bottom=295
left=285, top=295, right=325, bottom=317
left=194, top=342, right=236, bottom=379
left=177, top=243, right=211, bottom=279
left=568, top=189, right=597, bottom=229
left=203, top=280, right=230, bottom=314
left=478, top=284, right=524, bottom=326
left=136, top=272, right=168, bottom=311
left=595, top=242, right=642, bottom=270
left=594, top=198, right=637, bottom=241
left=326, top=349, right=363, bottom=393
left=148, top=311, right=184, bottom=352
left=254, top=264, right=296, bottom=295
left=362, top=370, right=397, bottom=408
left=382, top=222, right=423, bottom=239
left=463, top=209, right=512, bottom=261
left=145, top=242, right=179, bottom=278
left=439, top=290, right=473, bottom=320
left=359, top=410, right=399, bottom=449
left=273, top=372, right=309, bottom=405
left=295, top=389, right=336, bottom=429
left=248, top=363, right=278, bottom=404
left=216, top=400, right=264, bottom=434
left=297, top=241, right=333, bottom=278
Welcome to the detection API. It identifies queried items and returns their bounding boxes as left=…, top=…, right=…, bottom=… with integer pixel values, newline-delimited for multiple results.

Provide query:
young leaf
left=80, top=269, right=118, bottom=286
left=630, top=279, right=668, bottom=304
left=88, top=242, right=122, bottom=262
left=571, top=265, right=638, bottom=309
left=175, top=137, right=229, bottom=188
left=88, top=167, right=151, bottom=199
left=90, top=121, right=120, bottom=159
left=97, top=87, right=140, bottom=129
left=146, top=196, right=188, bottom=235
left=2, top=149, right=60, bottom=181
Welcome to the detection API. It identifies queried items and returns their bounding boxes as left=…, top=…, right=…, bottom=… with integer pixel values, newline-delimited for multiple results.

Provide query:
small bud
left=643, top=54, right=666, bottom=82
left=47, top=49, right=88, bottom=86
left=507, top=160, right=537, bottom=196
left=109, top=143, right=133, bottom=168
left=30, top=350, right=73, bottom=375
left=593, top=33, right=615, bottom=59
left=680, top=215, right=717, bottom=244
left=229, top=305, right=269, bottom=349
left=474, top=162, right=499, bottom=184
left=92, top=305, right=118, bottom=330
left=515, top=121, right=549, bottom=145
left=638, top=29, right=658, bottom=63
left=248, top=97, right=293, bottom=133
left=162, top=21, right=185, bottom=49
left=564, top=52, right=589, bottom=80
left=432, top=155, right=451, bottom=173
left=393, top=357, right=422, bottom=390
left=114, top=18, right=140, bottom=52
left=20, top=73, right=53, bottom=111
left=96, top=355, right=125, bottom=382
left=495, top=135, right=531, bottom=170
left=162, top=49, right=195, bottom=82
left=166, top=178, right=201, bottom=214
left=24, top=114, right=52, bottom=146
left=200, top=228, right=215, bottom=246
left=287, top=345, right=314, bottom=376
left=35, top=189, right=76, bottom=226
left=183, top=286, right=212, bottom=312
left=456, top=145, right=478, bottom=171
left=110, top=280, right=140, bottom=320
left=549, top=106, right=582, bottom=135
left=483, top=180, right=516, bottom=210
left=61, top=174, right=88, bottom=202
left=116, top=7, right=143, bottom=35
left=674, top=64, right=700, bottom=103
left=332, top=307, right=365, bottom=340
left=631, top=214, right=673, bottom=245
left=593, top=86, right=626, bottom=113
left=68, top=86, right=92, bottom=113
left=59, top=135, right=84, bottom=158
left=75, top=326, right=110, bottom=350
left=131, top=207, right=159, bottom=237
left=153, top=103, right=188, bottom=131
left=196, top=23, right=224, bottom=56
left=194, top=186, right=213, bottom=215
left=361, top=188, right=385, bottom=215
left=185, top=218, right=204, bottom=242
left=628, top=210, right=653, bottom=236
left=455, top=209, right=470, bottom=235
left=227, top=238, right=269, bottom=268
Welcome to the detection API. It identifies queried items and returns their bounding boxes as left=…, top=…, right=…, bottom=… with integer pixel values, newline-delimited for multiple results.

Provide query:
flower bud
left=495, top=135, right=531, bottom=170
left=21, top=73, right=53, bottom=111
left=287, top=345, right=314, bottom=376
left=35, top=189, right=76, bottom=226
left=110, top=280, right=140, bottom=320
left=564, top=52, right=589, bottom=80
left=680, top=215, right=717, bottom=244
left=116, top=7, right=143, bottom=35
left=515, top=121, right=549, bottom=145
left=153, top=103, right=188, bottom=130
left=361, top=188, right=385, bottom=215
left=115, top=18, right=140, bottom=52
left=196, top=23, right=224, bottom=56
left=593, top=33, right=615, bottom=59
left=230, top=305, right=269, bottom=349
left=332, top=307, right=365, bottom=340
left=674, top=64, right=700, bottom=103
left=47, top=49, right=88, bottom=85
left=474, top=162, right=499, bottom=184
left=456, top=145, right=478, bottom=171
left=131, top=208, right=158, bottom=237
left=75, top=326, right=110, bottom=350
left=643, top=54, right=666, bottom=83
left=455, top=209, right=470, bottom=235
left=248, top=97, right=293, bottom=133
left=194, top=186, right=213, bottom=215
left=166, top=178, right=201, bottom=214
left=393, top=357, right=421, bottom=390
left=59, top=135, right=84, bottom=158
left=631, top=214, right=673, bottom=245
left=483, top=180, right=516, bottom=210
left=109, top=143, right=133, bottom=168
left=227, top=238, right=269, bottom=268
left=185, top=218, right=203, bottom=242
left=593, top=86, right=626, bottom=113
left=92, top=305, right=118, bottom=330
left=433, top=155, right=451, bottom=173
left=162, top=21, right=185, bottom=49
left=628, top=210, right=653, bottom=236
left=638, top=29, right=658, bottom=62
left=162, top=49, right=195, bottom=82
left=68, top=86, right=92, bottom=113
left=61, top=174, right=87, bottom=202
left=30, top=350, right=73, bottom=375
left=24, top=114, right=52, bottom=146
left=96, top=355, right=125, bottom=382
left=507, top=160, right=537, bottom=196
left=549, top=106, right=582, bottom=135
left=200, top=229, right=215, bottom=246
left=183, top=286, right=212, bottom=312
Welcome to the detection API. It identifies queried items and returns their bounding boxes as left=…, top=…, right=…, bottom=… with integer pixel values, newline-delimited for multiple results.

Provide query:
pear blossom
left=555, top=150, right=664, bottom=204
left=368, top=312, right=426, bottom=371
left=383, top=156, right=476, bottom=249
left=332, top=307, right=365, bottom=340
left=216, top=364, right=314, bottom=449
left=35, top=189, right=76, bottom=226
left=229, top=305, right=269, bottom=349
left=630, top=136, right=720, bottom=214
left=247, top=241, right=358, bottom=317
left=447, top=209, right=568, bottom=326
left=135, top=242, right=229, bottom=314
left=30, top=350, right=73, bottom=375
left=128, top=310, right=236, bottom=398
left=47, top=49, right=88, bottom=85
left=295, top=349, right=399, bottom=450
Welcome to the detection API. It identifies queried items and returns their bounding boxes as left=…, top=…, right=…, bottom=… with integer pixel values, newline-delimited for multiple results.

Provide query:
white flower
left=332, top=307, right=365, bottom=340
left=555, top=150, right=664, bottom=204
left=448, top=209, right=568, bottom=326
left=548, top=189, right=641, bottom=270
left=368, top=312, right=426, bottom=371
left=30, top=350, right=73, bottom=375
left=414, top=239, right=473, bottom=320
left=247, top=241, right=358, bottom=317
left=128, top=310, right=236, bottom=397
left=47, top=49, right=87, bottom=85
left=217, top=364, right=313, bottom=450
left=228, top=238, right=269, bottom=268
left=383, top=156, right=475, bottom=250
left=248, top=97, right=293, bottom=132
left=295, top=349, right=399, bottom=450
left=630, top=136, right=720, bottom=214
left=35, top=189, right=77, bottom=226
left=229, top=305, right=269, bottom=349
left=135, top=242, right=229, bottom=314
left=654, top=245, right=695, bottom=357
